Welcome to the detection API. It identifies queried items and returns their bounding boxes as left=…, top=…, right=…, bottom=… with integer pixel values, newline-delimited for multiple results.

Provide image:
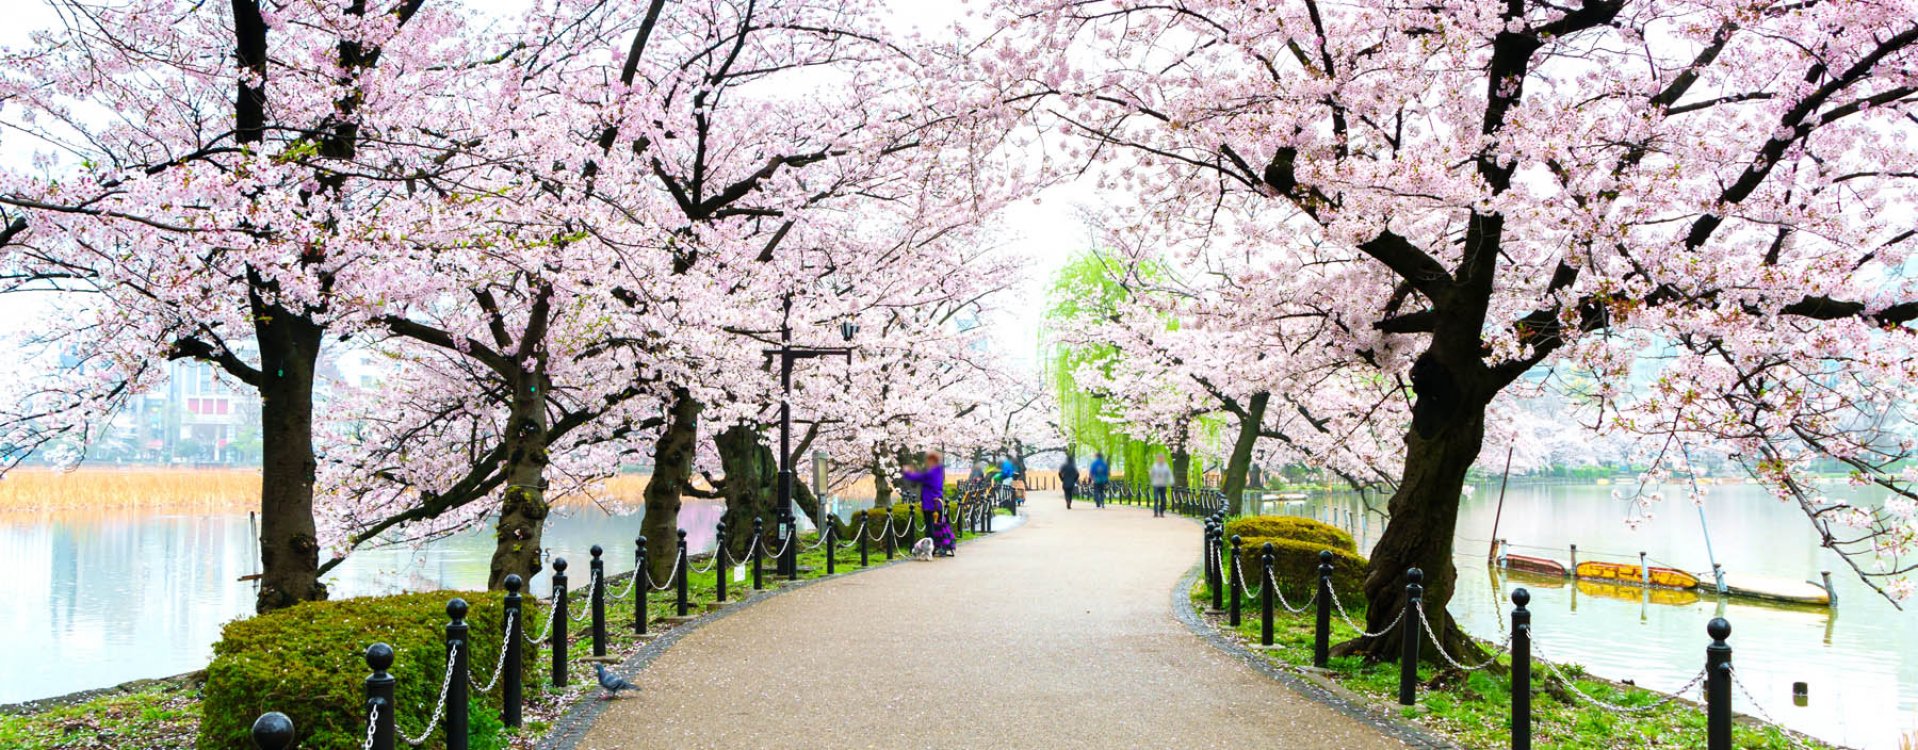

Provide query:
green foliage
left=197, top=590, right=536, bottom=750
left=0, top=681, right=199, bottom=749
left=1232, top=537, right=1367, bottom=606
left=1224, top=515, right=1357, bottom=552
left=467, top=698, right=505, bottom=750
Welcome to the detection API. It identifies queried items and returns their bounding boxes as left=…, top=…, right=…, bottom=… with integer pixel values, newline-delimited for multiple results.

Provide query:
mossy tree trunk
left=641, top=389, right=700, bottom=584
left=487, top=364, right=550, bottom=590
left=1219, top=391, right=1269, bottom=515
left=1336, top=352, right=1489, bottom=663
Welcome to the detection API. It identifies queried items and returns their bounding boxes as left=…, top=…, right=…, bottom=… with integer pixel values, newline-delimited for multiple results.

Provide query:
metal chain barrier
left=1728, top=667, right=1814, bottom=750
left=568, top=573, right=597, bottom=623
left=1527, top=626, right=1706, bottom=714
left=1233, top=559, right=1263, bottom=600
left=689, top=550, right=723, bottom=575
left=468, top=611, right=515, bottom=693
left=1328, top=584, right=1407, bottom=638
left=524, top=597, right=559, bottom=645
left=361, top=704, right=379, bottom=750
left=607, top=569, right=639, bottom=601
left=1416, top=606, right=1508, bottom=671
left=1264, top=567, right=1312, bottom=615
left=646, top=552, right=683, bottom=592
left=399, top=641, right=460, bottom=747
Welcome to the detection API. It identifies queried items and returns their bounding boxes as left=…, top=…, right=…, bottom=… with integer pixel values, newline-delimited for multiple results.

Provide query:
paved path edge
left=1170, top=564, right=1460, bottom=749
left=534, top=514, right=1030, bottom=750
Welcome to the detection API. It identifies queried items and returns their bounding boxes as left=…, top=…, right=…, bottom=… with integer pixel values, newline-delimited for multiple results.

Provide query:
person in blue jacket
left=1089, top=452, right=1110, bottom=509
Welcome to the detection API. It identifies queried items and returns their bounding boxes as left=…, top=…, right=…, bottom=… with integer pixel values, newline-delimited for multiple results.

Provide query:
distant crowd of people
left=1055, top=451, right=1175, bottom=516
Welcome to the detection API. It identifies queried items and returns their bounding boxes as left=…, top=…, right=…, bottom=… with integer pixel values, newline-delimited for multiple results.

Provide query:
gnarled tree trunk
left=487, top=369, right=550, bottom=589
left=715, top=424, right=776, bottom=558
left=641, top=389, right=700, bottom=584
left=253, top=302, right=328, bottom=613
left=1340, top=353, right=1488, bottom=662
left=1221, top=391, right=1270, bottom=515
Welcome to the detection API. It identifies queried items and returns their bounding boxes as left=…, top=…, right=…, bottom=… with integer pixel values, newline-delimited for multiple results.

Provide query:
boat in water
left=1574, top=561, right=1700, bottom=589
left=1502, top=554, right=1568, bottom=577
left=1710, top=572, right=1832, bottom=606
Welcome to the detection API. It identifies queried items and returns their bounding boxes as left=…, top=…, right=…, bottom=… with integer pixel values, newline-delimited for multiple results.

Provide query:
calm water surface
left=0, top=498, right=803, bottom=705
left=1261, top=482, right=1916, bottom=749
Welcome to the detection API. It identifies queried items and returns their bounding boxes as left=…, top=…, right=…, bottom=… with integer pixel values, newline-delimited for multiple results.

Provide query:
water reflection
left=0, top=500, right=748, bottom=704
left=1256, top=483, right=1917, bottom=749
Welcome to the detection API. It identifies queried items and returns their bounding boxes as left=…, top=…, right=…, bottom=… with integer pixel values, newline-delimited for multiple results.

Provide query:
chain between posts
left=1415, top=606, right=1509, bottom=671
left=1728, top=667, right=1814, bottom=750
left=567, top=573, right=597, bottom=623
left=524, top=598, right=559, bottom=645
left=1525, top=626, right=1707, bottom=713
left=1328, top=585, right=1406, bottom=638
left=645, top=551, right=683, bottom=592
left=1232, top=557, right=1263, bottom=599
left=361, top=704, right=379, bottom=750
left=399, top=641, right=460, bottom=747
left=1263, top=566, right=1312, bottom=614
left=468, top=611, right=515, bottom=693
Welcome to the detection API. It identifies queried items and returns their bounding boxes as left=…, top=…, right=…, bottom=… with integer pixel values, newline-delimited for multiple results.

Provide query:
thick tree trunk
left=641, top=389, right=700, bottom=584
left=715, top=424, right=777, bottom=559
left=1221, top=391, right=1270, bottom=515
left=871, top=456, right=894, bottom=508
left=253, top=304, right=328, bottom=613
left=487, top=371, right=550, bottom=589
left=1341, top=353, right=1488, bottom=663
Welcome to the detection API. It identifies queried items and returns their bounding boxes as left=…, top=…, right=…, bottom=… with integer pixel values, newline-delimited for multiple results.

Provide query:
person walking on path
left=1089, top=452, right=1109, bottom=508
left=1058, top=457, right=1080, bottom=510
left=900, top=452, right=954, bottom=556
left=999, top=455, right=1023, bottom=505
left=1149, top=455, right=1174, bottom=517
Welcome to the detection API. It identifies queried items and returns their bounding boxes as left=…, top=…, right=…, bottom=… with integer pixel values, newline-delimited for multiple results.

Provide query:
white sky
left=0, top=0, right=1094, bottom=373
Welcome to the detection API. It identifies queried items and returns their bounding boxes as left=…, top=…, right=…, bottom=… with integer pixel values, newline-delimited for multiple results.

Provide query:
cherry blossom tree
left=0, top=0, right=531, bottom=611
left=1000, top=0, right=1918, bottom=657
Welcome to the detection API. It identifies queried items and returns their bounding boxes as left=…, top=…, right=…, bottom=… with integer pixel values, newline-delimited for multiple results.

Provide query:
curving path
left=575, top=491, right=1407, bottom=750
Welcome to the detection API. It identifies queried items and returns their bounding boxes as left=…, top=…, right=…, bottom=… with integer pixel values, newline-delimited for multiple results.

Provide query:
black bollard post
left=1260, top=542, right=1276, bottom=647
left=1511, top=588, right=1531, bottom=750
left=753, top=516, right=766, bottom=590
left=446, top=598, right=470, bottom=750
left=1315, top=550, right=1333, bottom=669
left=1210, top=522, right=1225, bottom=612
left=1399, top=568, right=1423, bottom=706
left=1706, top=618, right=1732, bottom=750
left=715, top=523, right=729, bottom=603
left=825, top=517, right=836, bottom=575
left=633, top=537, right=648, bottom=635
left=364, top=643, right=397, bottom=750
left=858, top=515, right=870, bottom=567
left=785, top=510, right=800, bottom=582
left=885, top=511, right=898, bottom=559
left=675, top=529, right=690, bottom=617
left=589, top=545, right=606, bottom=657
left=1202, top=522, right=1216, bottom=601
left=551, top=558, right=569, bottom=687
left=503, top=575, right=524, bottom=729
left=1229, top=535, right=1243, bottom=627
left=251, top=712, right=296, bottom=750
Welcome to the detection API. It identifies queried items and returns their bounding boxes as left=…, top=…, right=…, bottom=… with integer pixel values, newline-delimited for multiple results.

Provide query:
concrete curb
left=535, top=513, right=1027, bottom=750
left=1167, top=524, right=1460, bottom=749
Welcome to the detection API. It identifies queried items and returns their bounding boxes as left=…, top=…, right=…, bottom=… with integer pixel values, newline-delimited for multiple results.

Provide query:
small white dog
left=909, top=537, right=935, bottom=560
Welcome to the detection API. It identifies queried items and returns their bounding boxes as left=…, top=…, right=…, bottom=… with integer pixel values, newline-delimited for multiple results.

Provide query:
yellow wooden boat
left=1574, top=561, right=1700, bottom=589
left=1576, top=579, right=1702, bottom=607
left=1712, top=573, right=1832, bottom=606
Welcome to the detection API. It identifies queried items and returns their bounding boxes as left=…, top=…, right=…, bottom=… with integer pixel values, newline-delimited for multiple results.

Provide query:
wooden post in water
left=1486, top=446, right=1513, bottom=564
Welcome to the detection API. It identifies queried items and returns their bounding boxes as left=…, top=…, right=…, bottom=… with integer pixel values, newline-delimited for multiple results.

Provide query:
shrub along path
left=574, top=491, right=1410, bottom=749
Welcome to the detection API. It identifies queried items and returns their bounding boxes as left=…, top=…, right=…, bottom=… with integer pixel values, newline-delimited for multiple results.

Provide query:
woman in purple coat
left=901, top=451, right=956, bottom=556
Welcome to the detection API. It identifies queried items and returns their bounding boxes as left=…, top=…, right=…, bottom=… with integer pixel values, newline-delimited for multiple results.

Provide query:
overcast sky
left=0, top=0, right=1094, bottom=373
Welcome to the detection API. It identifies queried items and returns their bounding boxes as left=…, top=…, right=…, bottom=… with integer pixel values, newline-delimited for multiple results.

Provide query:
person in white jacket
left=1149, top=455, right=1174, bottom=517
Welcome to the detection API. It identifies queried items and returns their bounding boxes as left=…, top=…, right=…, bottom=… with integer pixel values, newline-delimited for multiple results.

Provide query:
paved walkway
left=577, top=492, right=1406, bottom=749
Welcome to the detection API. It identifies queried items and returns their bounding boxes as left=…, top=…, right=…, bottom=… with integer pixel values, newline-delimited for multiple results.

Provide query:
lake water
left=0, top=497, right=859, bottom=706
left=1255, top=481, right=1916, bottom=749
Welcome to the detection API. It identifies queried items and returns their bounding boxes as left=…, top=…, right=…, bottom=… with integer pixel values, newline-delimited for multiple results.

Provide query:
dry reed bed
left=0, top=468, right=261, bottom=512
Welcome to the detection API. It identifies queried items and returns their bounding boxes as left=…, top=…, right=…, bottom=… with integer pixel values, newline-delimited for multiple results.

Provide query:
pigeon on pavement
left=594, top=664, right=638, bottom=699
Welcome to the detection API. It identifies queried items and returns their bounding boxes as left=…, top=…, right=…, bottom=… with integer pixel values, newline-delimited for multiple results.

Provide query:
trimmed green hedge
left=1224, top=515, right=1356, bottom=553
left=198, top=590, right=537, bottom=750
left=1231, top=537, right=1368, bottom=607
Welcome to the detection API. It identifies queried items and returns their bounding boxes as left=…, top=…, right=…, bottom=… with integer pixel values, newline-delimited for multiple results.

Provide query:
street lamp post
left=763, top=292, right=855, bottom=578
